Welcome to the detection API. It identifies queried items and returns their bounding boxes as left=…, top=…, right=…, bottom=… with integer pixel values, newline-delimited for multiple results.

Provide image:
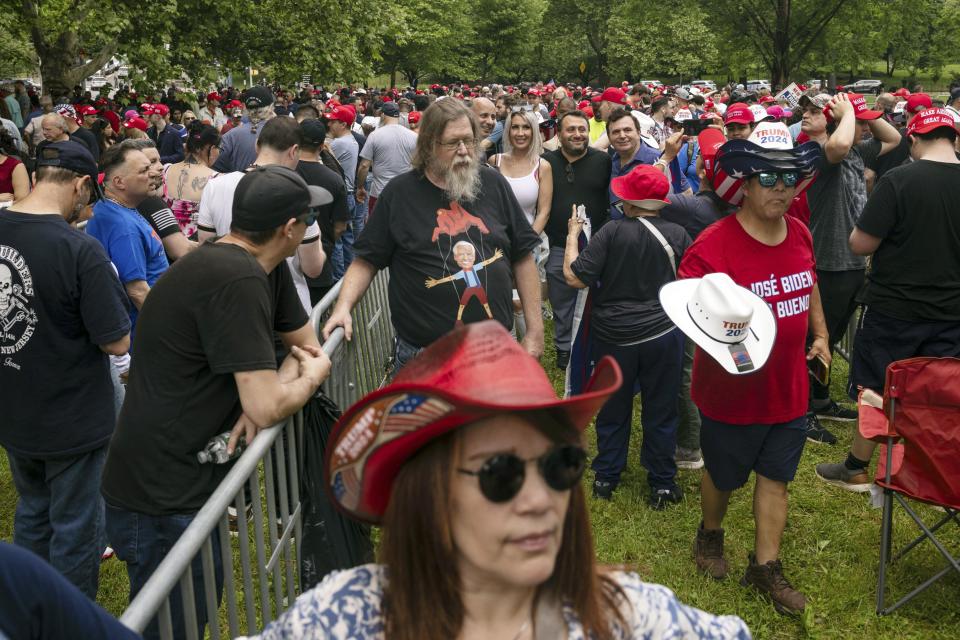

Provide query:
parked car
left=746, top=79, right=771, bottom=92
left=639, top=79, right=663, bottom=88
left=844, top=79, right=883, bottom=95
left=690, top=79, right=717, bottom=92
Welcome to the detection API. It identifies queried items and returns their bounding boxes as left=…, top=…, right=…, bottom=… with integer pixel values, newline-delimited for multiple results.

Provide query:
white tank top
left=497, top=158, right=540, bottom=225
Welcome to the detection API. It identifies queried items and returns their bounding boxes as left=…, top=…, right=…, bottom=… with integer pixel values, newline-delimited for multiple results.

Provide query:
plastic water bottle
left=197, top=431, right=246, bottom=464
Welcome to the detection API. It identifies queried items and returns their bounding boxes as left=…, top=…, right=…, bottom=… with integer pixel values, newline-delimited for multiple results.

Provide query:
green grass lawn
left=2, top=325, right=958, bottom=638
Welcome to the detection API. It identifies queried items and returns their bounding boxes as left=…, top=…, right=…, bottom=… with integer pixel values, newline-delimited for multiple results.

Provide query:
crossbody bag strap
left=637, top=216, right=676, bottom=276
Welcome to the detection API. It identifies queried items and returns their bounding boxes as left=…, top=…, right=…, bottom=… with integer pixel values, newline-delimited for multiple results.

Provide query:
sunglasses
left=756, top=171, right=800, bottom=188
left=457, top=444, right=587, bottom=503
left=565, top=163, right=575, bottom=184
left=299, top=210, right=318, bottom=227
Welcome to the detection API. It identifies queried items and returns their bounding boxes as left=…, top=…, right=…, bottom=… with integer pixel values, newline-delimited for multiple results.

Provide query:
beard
left=432, top=153, right=481, bottom=203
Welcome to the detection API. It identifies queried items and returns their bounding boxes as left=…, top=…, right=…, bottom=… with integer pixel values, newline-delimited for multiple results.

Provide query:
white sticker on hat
left=748, top=122, right=793, bottom=150
left=748, top=104, right=769, bottom=123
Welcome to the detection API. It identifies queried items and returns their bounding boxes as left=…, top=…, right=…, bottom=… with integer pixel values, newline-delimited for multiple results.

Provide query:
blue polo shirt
left=609, top=142, right=661, bottom=219
left=87, top=198, right=169, bottom=333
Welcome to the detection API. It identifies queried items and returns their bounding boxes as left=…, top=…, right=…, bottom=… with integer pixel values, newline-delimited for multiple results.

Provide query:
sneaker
left=741, top=554, right=807, bottom=615
left=804, top=413, right=837, bottom=445
left=814, top=462, right=872, bottom=492
left=814, top=400, right=858, bottom=422
left=694, top=525, right=729, bottom=579
left=648, top=486, right=683, bottom=510
left=675, top=446, right=704, bottom=470
left=593, top=480, right=614, bottom=500
left=556, top=350, right=570, bottom=370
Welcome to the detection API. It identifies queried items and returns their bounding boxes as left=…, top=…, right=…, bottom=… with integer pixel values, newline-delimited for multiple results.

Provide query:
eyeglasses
left=437, top=137, right=476, bottom=151
left=565, top=163, right=575, bottom=184
left=299, top=210, right=319, bottom=227
left=755, top=171, right=800, bottom=188
left=457, top=444, right=587, bottom=503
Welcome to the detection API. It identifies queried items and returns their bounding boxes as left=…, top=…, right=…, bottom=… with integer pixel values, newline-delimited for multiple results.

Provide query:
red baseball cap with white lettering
left=599, top=87, right=627, bottom=105
left=724, top=102, right=753, bottom=125
left=905, top=93, right=933, bottom=116
left=906, top=108, right=960, bottom=136
left=847, top=93, right=883, bottom=120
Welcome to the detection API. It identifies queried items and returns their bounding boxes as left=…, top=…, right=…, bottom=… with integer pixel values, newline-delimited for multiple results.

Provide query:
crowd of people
left=0, top=73, right=958, bottom=638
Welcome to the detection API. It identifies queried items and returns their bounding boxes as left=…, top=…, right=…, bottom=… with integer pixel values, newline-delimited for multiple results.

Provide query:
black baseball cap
left=244, top=86, right=275, bottom=109
left=950, top=86, right=960, bottom=102
left=299, top=118, right=327, bottom=146
left=232, top=166, right=332, bottom=232
left=36, top=140, right=102, bottom=201
left=381, top=101, right=400, bottom=117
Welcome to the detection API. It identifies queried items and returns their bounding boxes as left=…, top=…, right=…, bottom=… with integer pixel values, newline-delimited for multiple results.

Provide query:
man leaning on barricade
left=99, top=166, right=332, bottom=640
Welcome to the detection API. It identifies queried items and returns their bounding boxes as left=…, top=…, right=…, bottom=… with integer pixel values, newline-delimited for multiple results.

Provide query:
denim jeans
left=390, top=335, right=423, bottom=381
left=6, top=445, right=108, bottom=599
left=105, top=503, right=223, bottom=640
left=334, top=177, right=371, bottom=280
left=591, top=328, right=684, bottom=490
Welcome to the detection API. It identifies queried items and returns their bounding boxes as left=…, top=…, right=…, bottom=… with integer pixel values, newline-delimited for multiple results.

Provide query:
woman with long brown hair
left=252, top=321, right=750, bottom=640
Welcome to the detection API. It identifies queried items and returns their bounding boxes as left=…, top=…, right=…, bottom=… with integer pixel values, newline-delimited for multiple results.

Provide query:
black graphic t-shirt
left=354, top=168, right=540, bottom=348
left=0, top=211, right=131, bottom=457
left=101, top=242, right=308, bottom=515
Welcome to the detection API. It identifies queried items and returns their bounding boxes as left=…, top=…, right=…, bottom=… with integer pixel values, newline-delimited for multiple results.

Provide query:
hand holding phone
left=808, top=353, right=830, bottom=386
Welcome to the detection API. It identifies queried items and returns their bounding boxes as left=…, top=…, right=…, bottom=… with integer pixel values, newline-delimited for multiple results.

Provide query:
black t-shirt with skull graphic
left=353, top=167, right=540, bottom=348
left=0, top=211, right=131, bottom=458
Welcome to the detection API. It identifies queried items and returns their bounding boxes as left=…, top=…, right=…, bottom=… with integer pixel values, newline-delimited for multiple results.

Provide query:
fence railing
left=834, top=309, right=860, bottom=363
left=119, top=269, right=394, bottom=638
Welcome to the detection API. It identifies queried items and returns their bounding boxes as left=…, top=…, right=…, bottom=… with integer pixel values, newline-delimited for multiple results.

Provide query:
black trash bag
left=299, top=390, right=374, bottom=590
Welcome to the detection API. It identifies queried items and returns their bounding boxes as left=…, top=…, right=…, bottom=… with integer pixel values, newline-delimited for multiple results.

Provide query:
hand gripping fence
left=118, top=269, right=394, bottom=638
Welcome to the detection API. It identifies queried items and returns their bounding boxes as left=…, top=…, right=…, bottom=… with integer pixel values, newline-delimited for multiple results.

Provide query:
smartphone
left=682, top=119, right=710, bottom=136
left=808, top=354, right=830, bottom=386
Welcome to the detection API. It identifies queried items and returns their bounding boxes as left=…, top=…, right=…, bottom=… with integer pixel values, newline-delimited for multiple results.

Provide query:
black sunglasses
left=457, top=444, right=587, bottom=503
left=565, top=163, right=575, bottom=184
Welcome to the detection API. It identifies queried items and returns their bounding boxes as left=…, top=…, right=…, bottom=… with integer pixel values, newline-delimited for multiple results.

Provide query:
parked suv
left=690, top=79, right=716, bottom=92
left=844, top=79, right=883, bottom=95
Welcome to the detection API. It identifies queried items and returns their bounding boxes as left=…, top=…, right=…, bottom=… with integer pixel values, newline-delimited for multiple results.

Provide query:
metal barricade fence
left=834, top=309, right=860, bottom=363
left=119, top=269, right=394, bottom=638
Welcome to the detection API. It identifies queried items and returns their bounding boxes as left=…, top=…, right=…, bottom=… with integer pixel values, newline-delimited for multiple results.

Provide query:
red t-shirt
left=678, top=214, right=816, bottom=424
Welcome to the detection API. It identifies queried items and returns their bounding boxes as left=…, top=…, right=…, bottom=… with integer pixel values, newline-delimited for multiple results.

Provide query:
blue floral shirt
left=245, top=564, right=751, bottom=639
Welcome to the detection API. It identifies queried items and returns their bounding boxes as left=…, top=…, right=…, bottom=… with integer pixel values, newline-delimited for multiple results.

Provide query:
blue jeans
left=105, top=504, right=223, bottom=640
left=6, top=445, right=108, bottom=600
left=591, top=328, right=684, bottom=490
left=334, top=181, right=370, bottom=280
left=390, top=335, right=423, bottom=381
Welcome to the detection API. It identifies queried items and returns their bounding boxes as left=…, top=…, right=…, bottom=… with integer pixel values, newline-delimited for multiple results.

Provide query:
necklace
left=511, top=620, right=530, bottom=640
left=104, top=193, right=131, bottom=210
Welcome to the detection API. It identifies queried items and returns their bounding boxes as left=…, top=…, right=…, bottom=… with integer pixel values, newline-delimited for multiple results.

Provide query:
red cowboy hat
left=324, top=321, right=622, bottom=524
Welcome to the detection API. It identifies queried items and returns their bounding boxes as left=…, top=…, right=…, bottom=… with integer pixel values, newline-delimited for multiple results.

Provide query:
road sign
left=579, top=62, right=586, bottom=75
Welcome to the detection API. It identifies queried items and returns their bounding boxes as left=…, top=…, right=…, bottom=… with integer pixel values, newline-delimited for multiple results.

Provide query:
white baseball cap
left=659, top=273, right=776, bottom=375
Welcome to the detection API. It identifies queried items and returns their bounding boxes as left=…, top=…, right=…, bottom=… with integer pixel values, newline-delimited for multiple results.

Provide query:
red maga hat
left=724, top=102, right=753, bottom=125
left=847, top=93, right=883, bottom=120
left=610, top=164, right=670, bottom=209
left=324, top=105, right=355, bottom=126
left=893, top=87, right=912, bottom=98
left=905, top=93, right=933, bottom=116
left=906, top=108, right=960, bottom=136
left=152, top=103, right=170, bottom=116
left=77, top=105, right=98, bottom=116
left=122, top=116, right=148, bottom=132
left=599, top=87, right=627, bottom=105
left=407, top=110, right=421, bottom=124
left=323, top=320, right=622, bottom=524
left=206, top=91, right=222, bottom=103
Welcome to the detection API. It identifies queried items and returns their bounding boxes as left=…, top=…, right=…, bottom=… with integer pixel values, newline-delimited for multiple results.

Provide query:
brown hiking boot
left=740, top=554, right=807, bottom=615
left=694, top=524, right=729, bottom=579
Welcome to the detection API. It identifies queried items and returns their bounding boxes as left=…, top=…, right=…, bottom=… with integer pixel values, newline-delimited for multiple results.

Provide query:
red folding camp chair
left=858, top=357, right=960, bottom=615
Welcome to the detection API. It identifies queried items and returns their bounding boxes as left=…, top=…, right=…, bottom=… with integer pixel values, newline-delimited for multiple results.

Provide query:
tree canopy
left=1, top=0, right=957, bottom=95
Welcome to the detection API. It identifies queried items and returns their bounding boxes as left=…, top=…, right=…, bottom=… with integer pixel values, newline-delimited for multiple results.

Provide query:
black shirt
left=70, top=127, right=100, bottom=164
left=660, top=191, right=733, bottom=240
left=571, top=215, right=690, bottom=344
left=866, top=132, right=911, bottom=180
left=101, top=242, right=308, bottom=514
left=296, top=160, right=352, bottom=287
left=353, top=168, right=540, bottom=348
left=542, top=147, right=612, bottom=247
left=0, top=211, right=130, bottom=457
left=856, top=160, right=960, bottom=322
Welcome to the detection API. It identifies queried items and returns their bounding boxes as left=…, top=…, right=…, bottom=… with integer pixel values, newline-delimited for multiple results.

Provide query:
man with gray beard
left=323, top=99, right=544, bottom=373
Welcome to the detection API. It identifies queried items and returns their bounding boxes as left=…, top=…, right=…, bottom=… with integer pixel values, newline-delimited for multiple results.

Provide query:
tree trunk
left=389, top=66, right=397, bottom=90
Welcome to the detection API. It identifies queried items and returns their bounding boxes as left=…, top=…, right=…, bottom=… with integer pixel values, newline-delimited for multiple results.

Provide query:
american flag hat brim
left=712, top=140, right=822, bottom=206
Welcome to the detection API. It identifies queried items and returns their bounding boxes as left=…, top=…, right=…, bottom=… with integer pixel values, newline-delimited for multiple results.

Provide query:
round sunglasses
left=756, top=171, right=800, bottom=188
left=457, top=444, right=587, bottom=503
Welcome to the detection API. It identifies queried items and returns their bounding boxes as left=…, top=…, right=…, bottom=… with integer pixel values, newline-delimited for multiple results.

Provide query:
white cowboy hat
left=659, top=273, right=776, bottom=375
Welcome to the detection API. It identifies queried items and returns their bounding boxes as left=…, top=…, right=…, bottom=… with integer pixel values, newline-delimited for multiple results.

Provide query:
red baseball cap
left=78, top=105, right=98, bottom=116
left=599, top=87, right=627, bottom=105
left=610, top=164, right=670, bottom=209
left=152, top=103, right=170, bottom=117
left=848, top=93, right=883, bottom=120
left=123, top=116, right=148, bottom=132
left=759, top=95, right=776, bottom=105
left=905, top=93, right=933, bottom=116
left=893, top=88, right=912, bottom=98
left=206, top=92, right=222, bottom=103
left=724, top=102, right=753, bottom=125
left=139, top=103, right=155, bottom=115
left=323, top=320, right=621, bottom=524
left=407, top=111, right=421, bottom=125
left=906, top=108, right=960, bottom=136
left=324, top=105, right=355, bottom=126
